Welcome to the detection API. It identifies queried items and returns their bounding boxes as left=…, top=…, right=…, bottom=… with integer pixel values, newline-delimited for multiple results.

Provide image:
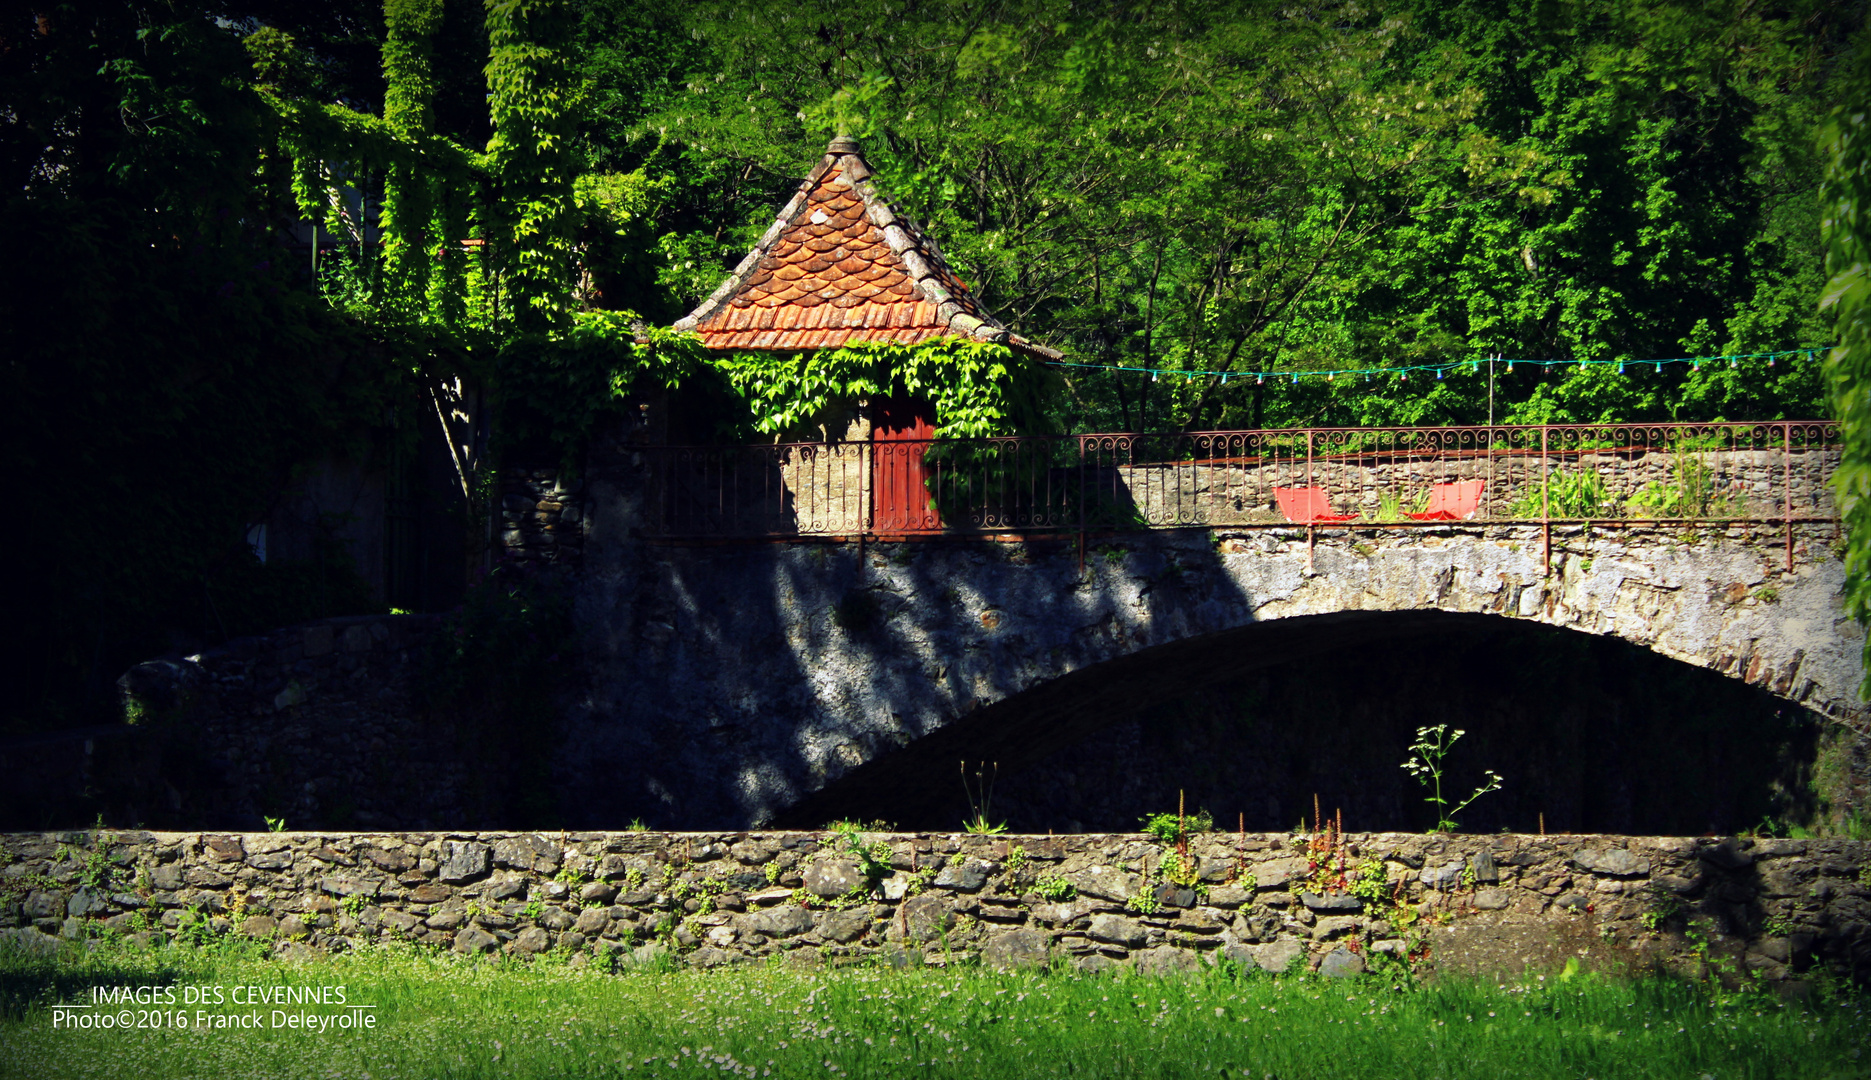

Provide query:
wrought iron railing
left=641, top=421, right=1839, bottom=562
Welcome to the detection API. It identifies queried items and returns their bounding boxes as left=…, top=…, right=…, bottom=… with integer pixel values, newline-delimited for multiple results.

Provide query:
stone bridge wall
left=44, top=424, right=1861, bottom=836
left=2, top=830, right=1865, bottom=987
left=573, top=460, right=1863, bottom=828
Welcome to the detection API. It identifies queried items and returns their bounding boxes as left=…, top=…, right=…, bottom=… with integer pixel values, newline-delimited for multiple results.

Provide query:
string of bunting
left=1045, top=347, right=1822, bottom=385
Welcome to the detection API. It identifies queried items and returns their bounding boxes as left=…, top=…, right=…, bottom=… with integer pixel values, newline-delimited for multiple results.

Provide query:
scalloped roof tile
left=674, top=137, right=1059, bottom=360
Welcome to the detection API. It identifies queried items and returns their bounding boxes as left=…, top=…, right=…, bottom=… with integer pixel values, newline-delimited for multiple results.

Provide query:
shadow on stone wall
left=567, top=504, right=1268, bottom=829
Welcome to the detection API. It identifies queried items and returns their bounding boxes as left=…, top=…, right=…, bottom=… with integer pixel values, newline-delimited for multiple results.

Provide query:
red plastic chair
left=1274, top=486, right=1359, bottom=523
left=1406, top=480, right=1485, bottom=521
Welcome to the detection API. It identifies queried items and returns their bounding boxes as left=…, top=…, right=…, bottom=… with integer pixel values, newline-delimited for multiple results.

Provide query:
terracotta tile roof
left=675, top=137, right=1060, bottom=360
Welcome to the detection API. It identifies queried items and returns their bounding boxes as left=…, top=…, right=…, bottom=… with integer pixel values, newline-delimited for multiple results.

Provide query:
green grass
left=0, top=938, right=1865, bottom=1079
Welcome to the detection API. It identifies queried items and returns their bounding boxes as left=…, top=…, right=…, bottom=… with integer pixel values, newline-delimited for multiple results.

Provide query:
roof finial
left=828, top=134, right=861, bottom=154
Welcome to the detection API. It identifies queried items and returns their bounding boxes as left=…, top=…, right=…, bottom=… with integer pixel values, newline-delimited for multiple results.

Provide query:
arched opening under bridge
left=775, top=611, right=1862, bottom=836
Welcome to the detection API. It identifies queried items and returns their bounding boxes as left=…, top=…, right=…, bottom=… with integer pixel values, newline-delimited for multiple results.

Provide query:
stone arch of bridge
left=763, top=527, right=1859, bottom=829
left=771, top=607, right=1846, bottom=833
left=568, top=514, right=1858, bottom=830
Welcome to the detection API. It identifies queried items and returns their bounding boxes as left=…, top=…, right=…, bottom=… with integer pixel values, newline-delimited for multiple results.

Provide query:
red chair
left=1406, top=480, right=1485, bottom=521
left=1274, top=486, right=1359, bottom=523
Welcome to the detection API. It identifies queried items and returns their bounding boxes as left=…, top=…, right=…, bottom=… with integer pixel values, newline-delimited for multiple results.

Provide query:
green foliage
left=5, top=944, right=1870, bottom=1077
left=493, top=311, right=712, bottom=468
left=1, top=5, right=405, bottom=735
left=10, top=0, right=1864, bottom=742
left=1820, top=27, right=1871, bottom=696
left=714, top=338, right=1054, bottom=440
left=1625, top=452, right=1742, bottom=519
left=826, top=821, right=894, bottom=894
left=1349, top=859, right=1391, bottom=907
left=1161, top=850, right=1202, bottom=890
left=1509, top=467, right=1616, bottom=520
left=486, top=0, right=579, bottom=333
left=960, top=761, right=1006, bottom=835
left=73, top=843, right=111, bottom=894
left=378, top=0, right=450, bottom=325
left=1378, top=490, right=1432, bottom=523
left=649, top=0, right=1843, bottom=433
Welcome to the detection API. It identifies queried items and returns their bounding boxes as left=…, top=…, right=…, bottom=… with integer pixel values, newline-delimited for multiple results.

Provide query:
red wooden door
left=871, top=396, right=940, bottom=533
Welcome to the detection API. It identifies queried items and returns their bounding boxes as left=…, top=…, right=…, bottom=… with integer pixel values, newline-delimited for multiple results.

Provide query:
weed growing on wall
left=1139, top=808, right=1214, bottom=845
left=1401, top=725, right=1504, bottom=832
left=1034, top=871, right=1076, bottom=902
left=1626, top=450, right=1745, bottom=519
left=961, top=762, right=1006, bottom=834
left=824, top=821, right=895, bottom=897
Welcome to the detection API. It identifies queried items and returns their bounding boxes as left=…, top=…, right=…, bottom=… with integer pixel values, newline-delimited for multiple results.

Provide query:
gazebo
left=674, top=135, right=1058, bottom=530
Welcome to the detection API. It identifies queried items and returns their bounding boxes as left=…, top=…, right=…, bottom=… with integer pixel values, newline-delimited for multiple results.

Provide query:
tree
left=0, top=4, right=400, bottom=731
left=639, top=0, right=1857, bottom=433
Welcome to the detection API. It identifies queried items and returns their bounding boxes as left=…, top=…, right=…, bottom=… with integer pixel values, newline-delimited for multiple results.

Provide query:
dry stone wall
left=3, top=831, right=1865, bottom=987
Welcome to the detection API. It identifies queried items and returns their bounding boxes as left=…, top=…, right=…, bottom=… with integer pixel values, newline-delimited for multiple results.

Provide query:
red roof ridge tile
left=674, top=136, right=1060, bottom=361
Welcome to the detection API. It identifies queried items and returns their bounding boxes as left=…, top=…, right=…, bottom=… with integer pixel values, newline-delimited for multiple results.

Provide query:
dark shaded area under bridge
left=774, top=611, right=1860, bottom=837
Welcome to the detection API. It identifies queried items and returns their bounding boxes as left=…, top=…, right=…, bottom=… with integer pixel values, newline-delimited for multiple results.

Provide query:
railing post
left=1306, top=429, right=1316, bottom=571
left=1077, top=435, right=1087, bottom=577
left=1540, top=424, right=1551, bottom=575
left=1784, top=421, right=1795, bottom=572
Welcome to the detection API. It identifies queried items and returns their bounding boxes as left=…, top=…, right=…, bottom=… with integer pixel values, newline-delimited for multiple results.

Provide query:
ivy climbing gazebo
left=674, top=135, right=1058, bottom=531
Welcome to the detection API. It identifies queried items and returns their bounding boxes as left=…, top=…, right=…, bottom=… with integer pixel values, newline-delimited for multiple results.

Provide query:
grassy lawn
left=0, top=939, right=1864, bottom=1079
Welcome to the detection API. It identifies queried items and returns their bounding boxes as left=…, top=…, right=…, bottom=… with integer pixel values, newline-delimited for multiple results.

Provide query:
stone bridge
left=570, top=441, right=1862, bottom=831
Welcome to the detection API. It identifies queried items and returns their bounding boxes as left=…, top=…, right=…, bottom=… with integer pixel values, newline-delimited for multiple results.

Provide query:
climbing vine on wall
left=256, top=36, right=484, bottom=330
left=379, top=0, right=445, bottom=324
left=485, top=0, right=579, bottom=333
left=711, top=338, right=1054, bottom=439
left=493, top=311, right=712, bottom=466
left=493, top=328, right=1049, bottom=469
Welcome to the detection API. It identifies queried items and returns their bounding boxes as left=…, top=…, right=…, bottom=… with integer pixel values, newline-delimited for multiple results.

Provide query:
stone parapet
left=3, top=830, right=1864, bottom=986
